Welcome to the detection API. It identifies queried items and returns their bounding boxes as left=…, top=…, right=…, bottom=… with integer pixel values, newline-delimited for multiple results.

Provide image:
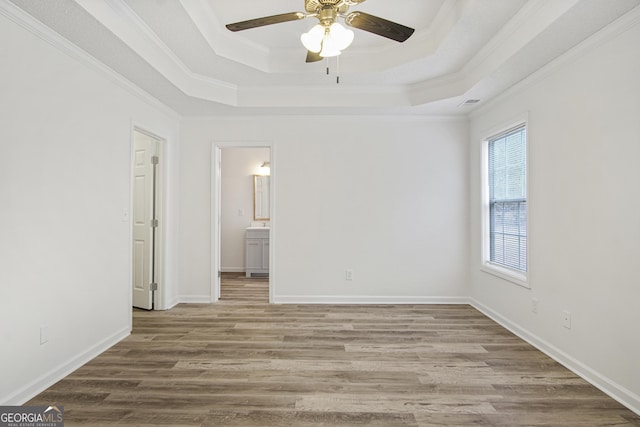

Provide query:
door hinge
left=151, top=219, right=159, bottom=228
left=150, top=282, right=158, bottom=291
left=151, top=156, right=159, bottom=165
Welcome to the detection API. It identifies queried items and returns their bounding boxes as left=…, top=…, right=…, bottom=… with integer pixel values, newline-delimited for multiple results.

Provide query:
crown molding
left=75, top=0, right=238, bottom=105
left=0, top=0, right=181, bottom=120
left=179, top=0, right=271, bottom=73
left=462, top=0, right=580, bottom=80
left=469, top=3, right=640, bottom=119
left=408, top=0, right=583, bottom=108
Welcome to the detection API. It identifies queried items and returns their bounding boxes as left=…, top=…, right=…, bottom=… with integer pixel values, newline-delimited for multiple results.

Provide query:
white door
left=132, top=131, right=158, bottom=310
left=215, top=147, right=222, bottom=301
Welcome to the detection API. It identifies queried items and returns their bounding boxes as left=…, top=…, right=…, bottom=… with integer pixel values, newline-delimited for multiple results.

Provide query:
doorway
left=212, top=143, right=273, bottom=303
left=132, top=129, right=164, bottom=310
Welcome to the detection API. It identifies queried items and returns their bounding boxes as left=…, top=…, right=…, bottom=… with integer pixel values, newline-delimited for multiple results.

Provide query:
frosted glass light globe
left=301, top=24, right=325, bottom=53
left=329, top=22, right=354, bottom=50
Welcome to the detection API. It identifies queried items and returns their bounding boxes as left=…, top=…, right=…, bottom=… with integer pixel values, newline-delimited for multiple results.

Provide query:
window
left=483, top=123, right=528, bottom=284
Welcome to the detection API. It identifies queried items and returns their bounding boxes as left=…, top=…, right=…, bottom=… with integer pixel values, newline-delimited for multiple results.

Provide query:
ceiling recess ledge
left=14, top=0, right=638, bottom=113
left=179, top=0, right=272, bottom=73
left=74, top=0, right=239, bottom=105
left=408, top=0, right=584, bottom=107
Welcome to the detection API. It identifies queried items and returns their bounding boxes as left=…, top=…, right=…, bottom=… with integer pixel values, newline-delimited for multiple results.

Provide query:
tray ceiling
left=6, top=0, right=640, bottom=115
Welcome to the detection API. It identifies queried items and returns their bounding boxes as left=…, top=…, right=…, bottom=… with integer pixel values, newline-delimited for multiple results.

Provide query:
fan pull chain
left=323, top=57, right=341, bottom=84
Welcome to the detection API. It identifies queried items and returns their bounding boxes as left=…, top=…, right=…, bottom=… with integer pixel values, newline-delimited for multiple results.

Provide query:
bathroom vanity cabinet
left=245, top=227, right=269, bottom=277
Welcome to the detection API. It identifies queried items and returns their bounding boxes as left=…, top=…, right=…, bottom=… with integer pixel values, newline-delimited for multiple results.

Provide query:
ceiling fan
left=226, top=0, right=415, bottom=63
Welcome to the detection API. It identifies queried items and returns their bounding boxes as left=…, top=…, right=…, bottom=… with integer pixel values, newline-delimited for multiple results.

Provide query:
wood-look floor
left=27, top=273, right=640, bottom=426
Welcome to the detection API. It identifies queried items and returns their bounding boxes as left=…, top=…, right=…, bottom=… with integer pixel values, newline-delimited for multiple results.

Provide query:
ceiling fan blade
left=345, top=11, right=415, bottom=43
left=226, top=12, right=305, bottom=32
left=306, top=50, right=323, bottom=63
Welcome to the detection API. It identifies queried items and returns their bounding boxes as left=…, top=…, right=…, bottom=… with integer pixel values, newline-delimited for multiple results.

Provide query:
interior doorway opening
left=212, top=143, right=273, bottom=303
left=220, top=272, right=269, bottom=304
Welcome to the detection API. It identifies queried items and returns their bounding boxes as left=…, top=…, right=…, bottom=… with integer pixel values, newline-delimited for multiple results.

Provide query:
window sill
left=480, top=262, right=530, bottom=289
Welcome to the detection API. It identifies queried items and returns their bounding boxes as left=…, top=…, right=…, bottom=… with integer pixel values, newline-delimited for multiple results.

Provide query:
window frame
left=480, top=117, right=530, bottom=288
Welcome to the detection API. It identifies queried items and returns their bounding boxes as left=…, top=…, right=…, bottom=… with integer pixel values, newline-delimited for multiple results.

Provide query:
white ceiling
left=8, top=0, right=640, bottom=116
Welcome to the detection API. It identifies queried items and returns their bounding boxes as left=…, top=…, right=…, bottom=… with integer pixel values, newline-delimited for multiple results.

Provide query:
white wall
left=7, top=0, right=637, bottom=414
left=0, top=11, right=180, bottom=403
left=179, top=116, right=470, bottom=303
left=469, top=14, right=640, bottom=412
left=221, top=147, right=270, bottom=271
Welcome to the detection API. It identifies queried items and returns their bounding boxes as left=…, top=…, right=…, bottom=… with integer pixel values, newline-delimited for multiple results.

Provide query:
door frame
left=211, top=141, right=275, bottom=303
left=130, top=126, right=166, bottom=310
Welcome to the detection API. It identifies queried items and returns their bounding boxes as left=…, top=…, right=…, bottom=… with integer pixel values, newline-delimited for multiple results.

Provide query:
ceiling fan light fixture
left=227, top=1, right=415, bottom=63
left=302, top=20, right=354, bottom=58
left=319, top=47, right=341, bottom=58
left=329, top=22, right=354, bottom=50
left=301, top=24, right=325, bottom=53
left=319, top=33, right=342, bottom=57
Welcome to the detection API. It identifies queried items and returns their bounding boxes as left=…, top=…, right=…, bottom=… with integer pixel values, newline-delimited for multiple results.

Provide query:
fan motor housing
left=305, top=0, right=352, bottom=14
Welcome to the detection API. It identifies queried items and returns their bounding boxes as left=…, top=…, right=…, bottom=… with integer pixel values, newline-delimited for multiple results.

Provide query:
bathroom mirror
left=253, top=175, right=270, bottom=220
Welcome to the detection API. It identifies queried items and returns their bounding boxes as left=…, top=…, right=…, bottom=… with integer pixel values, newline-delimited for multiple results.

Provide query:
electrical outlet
left=562, top=310, right=572, bottom=329
left=345, top=269, right=354, bottom=281
left=531, top=298, right=539, bottom=314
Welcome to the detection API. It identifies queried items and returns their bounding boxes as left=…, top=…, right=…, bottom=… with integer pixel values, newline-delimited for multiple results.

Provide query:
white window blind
left=488, top=125, right=527, bottom=272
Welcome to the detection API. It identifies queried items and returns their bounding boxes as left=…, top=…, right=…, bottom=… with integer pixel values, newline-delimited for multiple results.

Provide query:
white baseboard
left=164, top=296, right=180, bottom=310
left=273, top=295, right=470, bottom=305
left=470, top=298, right=640, bottom=417
left=2, top=326, right=130, bottom=405
left=220, top=268, right=245, bottom=273
left=178, top=295, right=214, bottom=304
